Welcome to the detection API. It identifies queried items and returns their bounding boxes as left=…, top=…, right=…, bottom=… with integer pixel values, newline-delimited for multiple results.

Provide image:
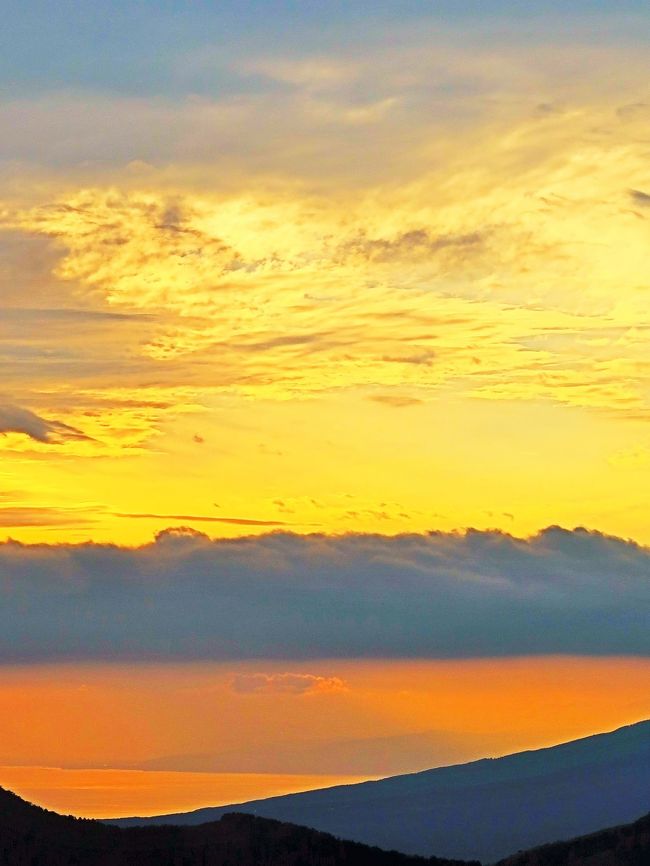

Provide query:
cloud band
left=0, top=526, right=648, bottom=663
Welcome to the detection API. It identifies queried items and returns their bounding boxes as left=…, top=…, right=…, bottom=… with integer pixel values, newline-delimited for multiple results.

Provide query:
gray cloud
left=630, top=188, right=650, bottom=206
left=0, top=403, right=90, bottom=443
left=340, top=229, right=483, bottom=263
left=0, top=526, right=648, bottom=663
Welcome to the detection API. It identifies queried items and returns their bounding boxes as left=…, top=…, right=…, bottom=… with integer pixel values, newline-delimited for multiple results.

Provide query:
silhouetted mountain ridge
left=496, top=810, right=650, bottom=866
left=113, top=719, right=650, bottom=863
left=2, top=783, right=650, bottom=865
left=0, top=786, right=477, bottom=866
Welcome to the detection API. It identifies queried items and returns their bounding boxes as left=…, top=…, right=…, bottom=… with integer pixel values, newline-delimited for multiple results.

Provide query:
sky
left=1, top=0, right=650, bottom=817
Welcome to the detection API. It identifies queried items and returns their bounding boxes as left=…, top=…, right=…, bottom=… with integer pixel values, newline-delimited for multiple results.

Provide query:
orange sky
left=0, top=768, right=370, bottom=819
left=1, top=656, right=648, bottom=816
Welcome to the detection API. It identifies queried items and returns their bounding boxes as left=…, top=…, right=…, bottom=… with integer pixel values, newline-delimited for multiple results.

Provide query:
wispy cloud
left=114, top=512, right=290, bottom=527
left=0, top=36, right=648, bottom=467
left=0, top=403, right=90, bottom=444
left=0, top=506, right=97, bottom=528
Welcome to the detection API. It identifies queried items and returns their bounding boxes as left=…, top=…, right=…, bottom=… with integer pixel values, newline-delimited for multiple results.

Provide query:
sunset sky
left=1, top=0, right=650, bottom=818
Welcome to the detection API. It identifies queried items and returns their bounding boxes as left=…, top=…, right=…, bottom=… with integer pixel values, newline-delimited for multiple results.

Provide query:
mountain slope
left=496, top=810, right=650, bottom=866
left=113, top=720, right=650, bottom=863
left=0, top=786, right=477, bottom=866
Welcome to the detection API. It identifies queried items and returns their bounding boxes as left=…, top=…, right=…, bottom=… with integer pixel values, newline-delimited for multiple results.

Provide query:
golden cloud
left=230, top=672, right=349, bottom=696
left=2, top=37, right=650, bottom=467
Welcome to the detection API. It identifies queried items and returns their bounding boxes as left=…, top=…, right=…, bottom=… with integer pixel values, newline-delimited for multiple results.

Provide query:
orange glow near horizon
left=0, top=768, right=370, bottom=819
left=1, top=656, right=649, bottom=817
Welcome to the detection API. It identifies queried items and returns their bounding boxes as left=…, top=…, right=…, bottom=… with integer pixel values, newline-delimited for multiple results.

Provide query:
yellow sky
left=1, top=39, right=650, bottom=544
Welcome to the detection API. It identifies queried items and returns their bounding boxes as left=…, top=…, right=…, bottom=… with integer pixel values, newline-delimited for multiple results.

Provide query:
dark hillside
left=496, top=811, right=650, bottom=866
left=0, top=787, right=478, bottom=866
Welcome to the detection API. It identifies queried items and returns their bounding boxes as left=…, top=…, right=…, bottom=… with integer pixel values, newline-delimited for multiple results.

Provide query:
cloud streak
left=115, top=513, right=290, bottom=527
left=0, top=506, right=97, bottom=528
left=0, top=403, right=90, bottom=444
left=0, top=526, right=648, bottom=663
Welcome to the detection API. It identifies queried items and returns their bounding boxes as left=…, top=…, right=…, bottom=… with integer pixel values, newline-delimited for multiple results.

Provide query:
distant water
left=0, top=766, right=371, bottom=818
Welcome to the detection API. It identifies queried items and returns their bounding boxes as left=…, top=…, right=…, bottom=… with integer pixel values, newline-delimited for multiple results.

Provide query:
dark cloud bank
left=1, top=526, right=648, bottom=663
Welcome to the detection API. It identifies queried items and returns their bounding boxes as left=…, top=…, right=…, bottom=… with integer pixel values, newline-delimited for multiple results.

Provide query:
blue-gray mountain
left=113, top=720, right=650, bottom=864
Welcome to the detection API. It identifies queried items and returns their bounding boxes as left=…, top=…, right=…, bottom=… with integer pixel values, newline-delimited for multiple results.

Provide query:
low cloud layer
left=0, top=527, right=648, bottom=663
